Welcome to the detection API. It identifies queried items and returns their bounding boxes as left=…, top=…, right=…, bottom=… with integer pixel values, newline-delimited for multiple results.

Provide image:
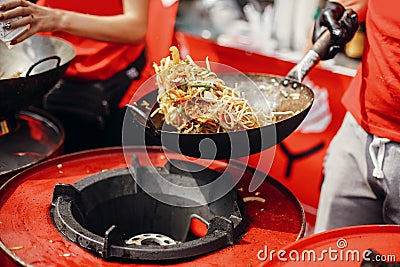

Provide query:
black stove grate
left=50, top=156, right=247, bottom=261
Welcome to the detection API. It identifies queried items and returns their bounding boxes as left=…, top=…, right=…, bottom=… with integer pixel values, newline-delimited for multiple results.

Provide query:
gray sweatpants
left=314, top=112, right=400, bottom=233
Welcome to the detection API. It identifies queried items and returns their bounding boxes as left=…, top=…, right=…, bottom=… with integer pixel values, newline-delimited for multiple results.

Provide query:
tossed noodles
left=152, top=46, right=273, bottom=133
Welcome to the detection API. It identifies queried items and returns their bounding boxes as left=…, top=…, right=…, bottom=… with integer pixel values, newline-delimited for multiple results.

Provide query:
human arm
left=0, top=0, right=149, bottom=45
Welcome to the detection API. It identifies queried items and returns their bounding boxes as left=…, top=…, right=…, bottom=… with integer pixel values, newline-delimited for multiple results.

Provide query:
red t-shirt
left=342, top=0, right=400, bottom=142
left=37, top=0, right=145, bottom=81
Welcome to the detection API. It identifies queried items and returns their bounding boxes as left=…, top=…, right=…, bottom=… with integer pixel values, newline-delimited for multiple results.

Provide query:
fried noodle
left=152, top=46, right=273, bottom=134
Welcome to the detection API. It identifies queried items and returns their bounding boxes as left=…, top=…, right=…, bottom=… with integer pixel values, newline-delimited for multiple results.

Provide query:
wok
left=126, top=30, right=334, bottom=160
left=0, top=36, right=76, bottom=119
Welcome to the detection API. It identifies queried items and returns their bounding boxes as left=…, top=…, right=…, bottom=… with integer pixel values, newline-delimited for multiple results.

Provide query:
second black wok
left=0, top=35, right=76, bottom=118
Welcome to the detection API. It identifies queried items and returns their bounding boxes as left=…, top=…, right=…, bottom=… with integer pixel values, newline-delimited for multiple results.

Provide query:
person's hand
left=313, top=1, right=359, bottom=60
left=0, top=0, right=56, bottom=44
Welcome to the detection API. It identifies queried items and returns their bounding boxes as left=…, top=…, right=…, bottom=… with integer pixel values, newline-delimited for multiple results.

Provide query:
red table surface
left=0, top=146, right=305, bottom=267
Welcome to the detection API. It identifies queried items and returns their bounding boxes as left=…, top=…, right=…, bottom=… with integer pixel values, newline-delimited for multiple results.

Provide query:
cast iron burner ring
left=50, top=156, right=248, bottom=261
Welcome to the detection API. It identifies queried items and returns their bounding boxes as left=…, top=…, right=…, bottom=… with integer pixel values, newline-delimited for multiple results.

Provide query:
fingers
left=324, top=10, right=359, bottom=59
left=10, top=23, right=37, bottom=44
left=313, top=0, right=359, bottom=60
left=0, top=0, right=34, bottom=35
left=0, top=1, right=36, bottom=45
left=342, top=10, right=359, bottom=40
left=2, top=13, right=33, bottom=30
left=327, top=45, right=341, bottom=59
left=323, top=12, right=343, bottom=34
left=0, top=0, right=31, bottom=21
left=334, top=10, right=359, bottom=48
left=312, top=1, right=345, bottom=45
left=322, top=2, right=345, bottom=30
left=0, top=0, right=30, bottom=11
left=322, top=11, right=346, bottom=42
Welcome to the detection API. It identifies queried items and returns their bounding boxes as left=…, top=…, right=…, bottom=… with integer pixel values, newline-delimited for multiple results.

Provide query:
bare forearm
left=0, top=0, right=149, bottom=44
left=56, top=10, right=147, bottom=44
left=329, top=0, right=368, bottom=21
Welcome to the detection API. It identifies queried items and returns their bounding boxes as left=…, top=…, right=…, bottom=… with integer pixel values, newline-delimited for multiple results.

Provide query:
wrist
left=53, top=9, right=69, bottom=32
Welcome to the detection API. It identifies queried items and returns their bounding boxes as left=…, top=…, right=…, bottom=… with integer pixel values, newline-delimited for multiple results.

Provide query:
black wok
left=126, top=28, right=336, bottom=160
left=0, top=35, right=76, bottom=119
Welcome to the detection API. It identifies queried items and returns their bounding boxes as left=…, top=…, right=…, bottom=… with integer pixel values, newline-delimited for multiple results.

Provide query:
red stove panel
left=0, top=147, right=305, bottom=267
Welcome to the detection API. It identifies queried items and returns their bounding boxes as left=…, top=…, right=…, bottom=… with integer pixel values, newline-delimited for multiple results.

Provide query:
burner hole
left=78, top=193, right=206, bottom=243
left=51, top=168, right=248, bottom=261
left=69, top=172, right=235, bottom=244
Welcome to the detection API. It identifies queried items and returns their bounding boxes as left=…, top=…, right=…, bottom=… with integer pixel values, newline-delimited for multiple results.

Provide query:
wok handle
left=312, top=30, right=332, bottom=60
left=125, top=104, right=160, bottom=136
left=284, top=9, right=353, bottom=84
left=283, top=31, right=330, bottom=84
left=26, top=55, right=61, bottom=77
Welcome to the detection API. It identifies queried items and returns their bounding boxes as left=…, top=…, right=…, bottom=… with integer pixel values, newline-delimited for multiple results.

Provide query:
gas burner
left=50, top=156, right=247, bottom=261
left=0, top=107, right=64, bottom=181
left=0, top=147, right=305, bottom=267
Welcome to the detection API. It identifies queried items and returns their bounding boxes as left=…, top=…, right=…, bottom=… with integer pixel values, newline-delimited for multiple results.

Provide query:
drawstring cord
left=368, top=135, right=390, bottom=179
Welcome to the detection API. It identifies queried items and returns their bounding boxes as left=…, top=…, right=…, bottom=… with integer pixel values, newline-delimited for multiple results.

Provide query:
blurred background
left=174, top=0, right=364, bottom=75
